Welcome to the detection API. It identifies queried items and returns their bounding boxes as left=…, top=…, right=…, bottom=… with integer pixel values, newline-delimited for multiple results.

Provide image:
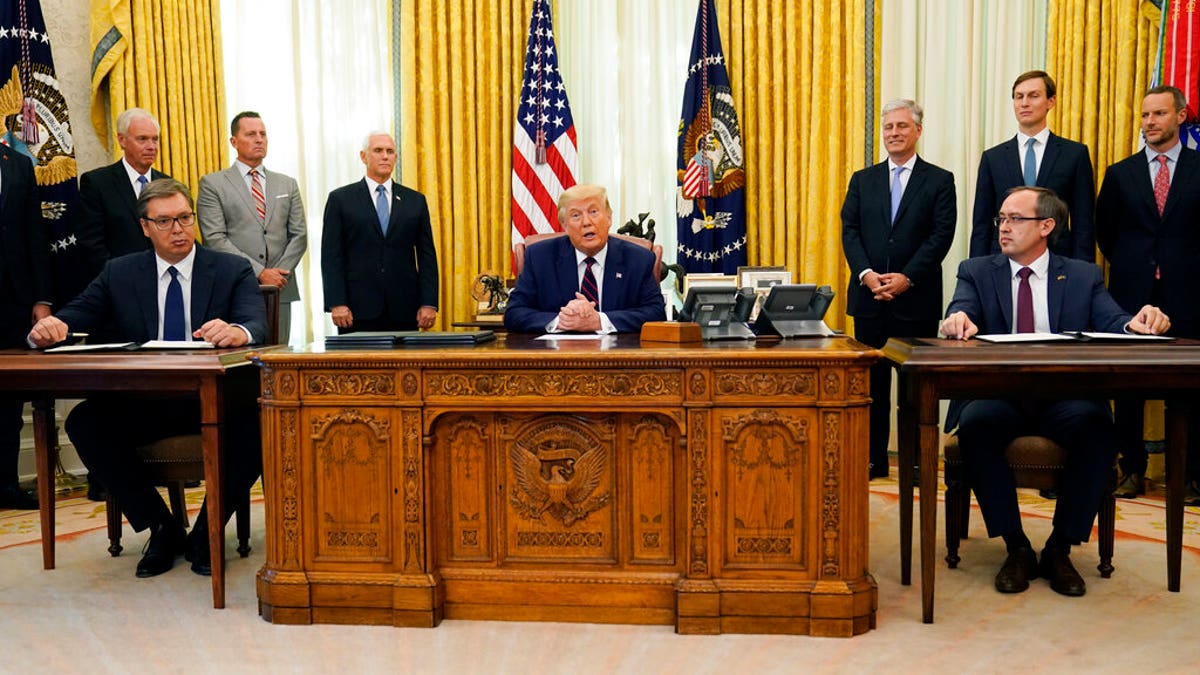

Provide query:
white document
left=139, top=340, right=216, bottom=349
left=1074, top=332, right=1174, bottom=341
left=45, top=342, right=136, bottom=353
left=974, top=333, right=1077, bottom=343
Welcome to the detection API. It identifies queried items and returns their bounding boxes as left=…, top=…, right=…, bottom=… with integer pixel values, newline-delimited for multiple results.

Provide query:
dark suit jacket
left=841, top=156, right=957, bottom=322
left=1096, top=146, right=1200, bottom=325
left=0, top=150, right=51, bottom=318
left=55, top=246, right=267, bottom=344
left=970, top=133, right=1095, bottom=260
left=504, top=235, right=666, bottom=333
left=943, top=253, right=1131, bottom=429
left=321, top=179, right=439, bottom=328
left=76, top=160, right=170, bottom=278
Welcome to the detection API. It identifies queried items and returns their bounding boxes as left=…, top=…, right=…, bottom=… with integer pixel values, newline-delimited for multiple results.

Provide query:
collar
left=1008, top=247, right=1050, bottom=279
left=887, top=154, right=917, bottom=173
left=122, top=157, right=151, bottom=185
left=156, top=246, right=197, bottom=280
left=236, top=160, right=266, bottom=178
left=1145, top=141, right=1183, bottom=165
left=1016, top=127, right=1050, bottom=148
left=365, top=176, right=391, bottom=195
left=575, top=243, right=609, bottom=268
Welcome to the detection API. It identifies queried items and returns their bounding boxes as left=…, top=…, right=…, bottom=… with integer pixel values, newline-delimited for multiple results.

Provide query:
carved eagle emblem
left=509, top=441, right=609, bottom=527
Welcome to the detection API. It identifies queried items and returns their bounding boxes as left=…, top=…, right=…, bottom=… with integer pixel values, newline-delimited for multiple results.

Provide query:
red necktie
left=250, top=169, right=266, bottom=223
left=1154, top=154, right=1170, bottom=217
left=580, top=257, right=599, bottom=305
left=1016, top=267, right=1034, bottom=333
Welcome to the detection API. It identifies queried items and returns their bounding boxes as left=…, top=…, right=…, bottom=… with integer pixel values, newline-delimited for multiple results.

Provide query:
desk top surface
left=883, top=336, right=1200, bottom=372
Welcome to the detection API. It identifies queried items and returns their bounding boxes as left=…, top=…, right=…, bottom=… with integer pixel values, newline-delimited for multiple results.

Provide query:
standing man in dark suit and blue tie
left=322, top=131, right=438, bottom=332
left=28, top=179, right=267, bottom=578
left=841, top=98, right=957, bottom=479
left=942, top=186, right=1170, bottom=597
left=504, top=184, right=666, bottom=334
left=1097, top=85, right=1200, bottom=503
left=971, top=71, right=1096, bottom=261
left=0, top=147, right=51, bottom=510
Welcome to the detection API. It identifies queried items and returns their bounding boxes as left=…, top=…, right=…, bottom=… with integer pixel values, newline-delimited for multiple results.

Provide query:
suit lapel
left=556, top=238, right=579, bottom=304
left=386, top=181, right=404, bottom=238
left=1129, top=154, right=1159, bottom=225
left=1161, top=148, right=1198, bottom=221
left=873, top=162, right=891, bottom=222
left=1046, top=254, right=1066, bottom=333
left=136, top=252, right=160, bottom=340
left=225, top=165, right=260, bottom=223
left=998, top=137, right=1023, bottom=187
left=190, top=247, right=215, bottom=329
left=600, top=240, right=626, bottom=312
left=1038, top=134, right=1062, bottom=185
left=989, top=256, right=1014, bottom=332
left=115, top=161, right=139, bottom=221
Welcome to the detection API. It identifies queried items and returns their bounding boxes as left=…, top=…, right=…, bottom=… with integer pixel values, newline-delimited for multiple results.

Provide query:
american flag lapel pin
left=616, top=272, right=623, bottom=279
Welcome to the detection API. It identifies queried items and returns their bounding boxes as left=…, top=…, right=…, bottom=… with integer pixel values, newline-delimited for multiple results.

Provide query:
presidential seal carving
left=509, top=435, right=610, bottom=527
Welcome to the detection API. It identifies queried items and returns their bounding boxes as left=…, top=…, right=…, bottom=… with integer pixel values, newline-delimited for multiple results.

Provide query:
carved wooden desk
left=254, top=334, right=878, bottom=636
left=883, top=337, right=1200, bottom=624
left=0, top=347, right=263, bottom=609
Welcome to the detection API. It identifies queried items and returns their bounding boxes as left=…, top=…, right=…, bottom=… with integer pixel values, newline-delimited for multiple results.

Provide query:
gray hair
left=362, top=130, right=394, bottom=152
left=136, top=178, right=194, bottom=219
left=116, top=108, right=161, bottom=135
left=881, top=99, right=923, bottom=126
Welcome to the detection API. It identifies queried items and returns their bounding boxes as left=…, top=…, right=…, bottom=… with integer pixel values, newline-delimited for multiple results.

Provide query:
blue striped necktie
left=580, top=257, right=599, bottom=305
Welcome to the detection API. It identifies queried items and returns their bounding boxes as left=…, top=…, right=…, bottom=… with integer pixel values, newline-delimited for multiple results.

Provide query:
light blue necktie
left=137, top=174, right=149, bottom=195
left=890, top=166, right=904, bottom=224
left=375, top=185, right=389, bottom=236
left=1023, top=138, right=1037, bottom=186
left=163, top=267, right=186, bottom=340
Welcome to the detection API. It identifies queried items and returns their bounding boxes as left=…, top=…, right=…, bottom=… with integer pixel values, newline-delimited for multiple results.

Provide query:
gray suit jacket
left=197, top=164, right=307, bottom=301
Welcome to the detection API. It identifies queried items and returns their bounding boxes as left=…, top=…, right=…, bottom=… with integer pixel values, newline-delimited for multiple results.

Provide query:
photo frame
left=682, top=273, right=738, bottom=298
left=736, top=266, right=792, bottom=321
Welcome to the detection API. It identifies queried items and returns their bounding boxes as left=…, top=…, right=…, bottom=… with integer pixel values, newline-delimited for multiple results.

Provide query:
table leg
left=200, top=378, right=226, bottom=609
left=917, top=382, right=939, bottom=624
left=32, top=397, right=56, bottom=570
left=896, top=370, right=914, bottom=586
left=1165, top=399, right=1188, bottom=593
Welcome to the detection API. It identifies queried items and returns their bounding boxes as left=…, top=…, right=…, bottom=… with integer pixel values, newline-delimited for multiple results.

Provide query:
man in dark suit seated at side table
left=940, top=186, right=1170, bottom=597
left=504, top=184, right=665, bottom=334
left=28, top=178, right=267, bottom=578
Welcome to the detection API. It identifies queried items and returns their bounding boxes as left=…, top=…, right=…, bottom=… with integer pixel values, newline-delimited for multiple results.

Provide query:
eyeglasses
left=992, top=215, right=1046, bottom=228
left=143, top=213, right=196, bottom=231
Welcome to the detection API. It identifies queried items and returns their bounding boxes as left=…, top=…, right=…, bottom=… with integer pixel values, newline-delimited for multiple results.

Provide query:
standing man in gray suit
left=198, top=111, right=307, bottom=343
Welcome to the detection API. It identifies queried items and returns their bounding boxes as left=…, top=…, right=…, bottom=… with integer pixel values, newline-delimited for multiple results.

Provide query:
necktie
left=1023, top=138, right=1037, bottom=186
left=250, top=169, right=266, bottom=223
left=164, top=266, right=186, bottom=341
left=137, top=174, right=148, bottom=195
left=580, top=257, right=599, bottom=305
left=1154, top=154, right=1170, bottom=216
left=890, top=166, right=904, bottom=223
left=375, top=185, right=389, bottom=235
left=1015, top=267, right=1034, bottom=333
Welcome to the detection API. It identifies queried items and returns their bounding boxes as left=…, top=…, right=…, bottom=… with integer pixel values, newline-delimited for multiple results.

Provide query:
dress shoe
left=185, top=527, right=212, bottom=577
left=1185, top=480, right=1200, bottom=507
left=994, top=546, right=1038, bottom=593
left=135, top=521, right=187, bottom=578
left=1039, top=546, right=1086, bottom=596
left=0, top=483, right=38, bottom=510
left=1114, top=473, right=1145, bottom=499
left=1038, top=488, right=1058, bottom=500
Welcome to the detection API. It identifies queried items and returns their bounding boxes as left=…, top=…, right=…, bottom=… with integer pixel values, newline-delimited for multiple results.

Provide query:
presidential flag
left=511, top=0, right=578, bottom=260
left=0, top=0, right=87, bottom=303
left=676, top=0, right=746, bottom=275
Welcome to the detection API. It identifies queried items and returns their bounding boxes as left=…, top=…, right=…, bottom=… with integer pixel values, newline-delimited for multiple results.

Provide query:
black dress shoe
left=1185, top=480, right=1200, bottom=507
left=136, top=522, right=186, bottom=578
left=1114, top=473, right=1145, bottom=499
left=1039, top=546, right=1086, bottom=596
left=185, top=528, right=212, bottom=577
left=1038, top=488, right=1058, bottom=500
left=0, top=483, right=38, bottom=510
left=994, top=546, right=1038, bottom=593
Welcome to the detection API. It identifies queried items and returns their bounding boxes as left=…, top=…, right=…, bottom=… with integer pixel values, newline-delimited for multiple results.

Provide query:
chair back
left=513, top=232, right=663, bottom=281
left=259, top=284, right=281, bottom=346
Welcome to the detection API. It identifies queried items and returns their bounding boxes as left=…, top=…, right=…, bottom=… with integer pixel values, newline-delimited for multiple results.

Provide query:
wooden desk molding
left=254, top=335, right=878, bottom=636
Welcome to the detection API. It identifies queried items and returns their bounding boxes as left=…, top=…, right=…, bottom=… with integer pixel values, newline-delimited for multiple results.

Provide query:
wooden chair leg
left=236, top=495, right=251, bottom=557
left=168, top=482, right=189, bottom=529
left=1098, top=470, right=1116, bottom=578
left=105, top=495, right=123, bottom=557
left=943, top=464, right=963, bottom=569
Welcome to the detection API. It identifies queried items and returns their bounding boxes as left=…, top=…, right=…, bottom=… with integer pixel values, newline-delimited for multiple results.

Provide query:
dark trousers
left=65, top=396, right=262, bottom=532
left=957, top=399, right=1116, bottom=544
left=853, top=313, right=937, bottom=471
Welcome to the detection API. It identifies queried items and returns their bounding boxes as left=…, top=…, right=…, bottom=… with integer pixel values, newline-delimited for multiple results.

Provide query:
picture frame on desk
left=681, top=273, right=737, bottom=298
left=736, top=266, right=792, bottom=322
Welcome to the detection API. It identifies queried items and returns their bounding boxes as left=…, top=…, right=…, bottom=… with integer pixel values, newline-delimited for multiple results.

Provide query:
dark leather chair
left=105, top=284, right=280, bottom=557
left=513, top=231, right=663, bottom=281
left=942, top=434, right=1116, bottom=577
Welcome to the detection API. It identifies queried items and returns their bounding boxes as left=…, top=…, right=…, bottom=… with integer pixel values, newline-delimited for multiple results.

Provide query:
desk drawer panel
left=708, top=369, right=819, bottom=403
left=425, top=370, right=682, bottom=403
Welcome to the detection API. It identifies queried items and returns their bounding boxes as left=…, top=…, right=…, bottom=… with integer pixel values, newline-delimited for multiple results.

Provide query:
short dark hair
left=1004, top=185, right=1067, bottom=245
left=137, top=178, right=194, bottom=219
left=1145, top=85, right=1188, bottom=113
left=230, top=111, right=262, bottom=137
left=1012, top=71, right=1057, bottom=98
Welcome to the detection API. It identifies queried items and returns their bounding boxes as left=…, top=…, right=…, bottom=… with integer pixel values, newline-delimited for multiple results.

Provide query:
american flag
left=511, top=0, right=577, bottom=257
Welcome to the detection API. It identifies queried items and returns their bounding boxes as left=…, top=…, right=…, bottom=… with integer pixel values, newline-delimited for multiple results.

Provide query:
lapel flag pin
left=615, top=273, right=623, bottom=279
left=1056, top=275, right=1066, bottom=281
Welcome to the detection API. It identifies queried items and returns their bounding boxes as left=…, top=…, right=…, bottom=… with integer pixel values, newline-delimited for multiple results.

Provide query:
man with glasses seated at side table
left=28, top=178, right=266, bottom=578
left=940, top=186, right=1170, bottom=597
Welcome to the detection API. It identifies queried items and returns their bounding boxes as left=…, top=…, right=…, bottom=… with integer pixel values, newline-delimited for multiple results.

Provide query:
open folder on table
left=45, top=340, right=217, bottom=353
left=975, top=332, right=1173, bottom=343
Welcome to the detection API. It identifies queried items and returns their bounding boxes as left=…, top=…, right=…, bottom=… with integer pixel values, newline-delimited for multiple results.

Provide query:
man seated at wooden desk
left=505, top=184, right=665, bottom=334
left=27, top=178, right=267, bottom=578
left=940, top=186, right=1170, bottom=597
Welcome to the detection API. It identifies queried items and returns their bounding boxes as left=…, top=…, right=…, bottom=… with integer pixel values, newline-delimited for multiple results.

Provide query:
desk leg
left=917, top=382, right=939, bottom=624
left=200, top=378, right=226, bottom=609
left=896, top=370, right=914, bottom=586
left=1165, top=399, right=1189, bottom=593
left=32, top=397, right=56, bottom=570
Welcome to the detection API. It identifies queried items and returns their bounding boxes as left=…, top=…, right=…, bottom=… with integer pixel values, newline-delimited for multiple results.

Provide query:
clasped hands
left=557, top=292, right=601, bottom=332
left=939, top=304, right=1171, bottom=340
left=28, top=316, right=250, bottom=348
left=863, top=271, right=911, bottom=301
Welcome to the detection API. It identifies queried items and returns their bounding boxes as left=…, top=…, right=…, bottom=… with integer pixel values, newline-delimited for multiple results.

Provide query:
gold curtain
left=89, top=0, right=226, bottom=194
left=715, top=0, right=872, bottom=331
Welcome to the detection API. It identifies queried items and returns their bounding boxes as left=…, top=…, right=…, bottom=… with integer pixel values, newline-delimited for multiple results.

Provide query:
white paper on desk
left=1074, top=332, right=1174, bottom=341
left=45, top=342, right=136, bottom=353
left=139, top=340, right=216, bottom=349
left=535, top=333, right=608, bottom=340
left=975, top=333, right=1077, bottom=343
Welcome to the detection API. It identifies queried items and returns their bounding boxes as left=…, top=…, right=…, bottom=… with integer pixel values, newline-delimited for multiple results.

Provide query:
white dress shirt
left=1015, top=127, right=1050, bottom=179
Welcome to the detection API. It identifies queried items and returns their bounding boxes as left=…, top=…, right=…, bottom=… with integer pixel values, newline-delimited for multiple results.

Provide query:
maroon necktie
left=1154, top=154, right=1170, bottom=216
left=1016, top=267, right=1034, bottom=333
left=580, top=257, right=599, bottom=305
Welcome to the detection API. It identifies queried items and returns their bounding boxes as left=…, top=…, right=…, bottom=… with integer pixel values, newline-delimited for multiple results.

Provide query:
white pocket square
left=274, top=194, right=288, bottom=200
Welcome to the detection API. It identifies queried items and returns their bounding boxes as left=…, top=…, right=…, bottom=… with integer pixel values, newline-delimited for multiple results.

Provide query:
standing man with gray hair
left=198, top=111, right=307, bottom=343
left=842, top=98, right=957, bottom=479
left=77, top=108, right=172, bottom=279
left=321, top=131, right=438, bottom=332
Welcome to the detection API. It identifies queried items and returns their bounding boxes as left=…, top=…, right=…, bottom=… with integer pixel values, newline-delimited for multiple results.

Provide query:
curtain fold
left=89, top=0, right=225, bottom=192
